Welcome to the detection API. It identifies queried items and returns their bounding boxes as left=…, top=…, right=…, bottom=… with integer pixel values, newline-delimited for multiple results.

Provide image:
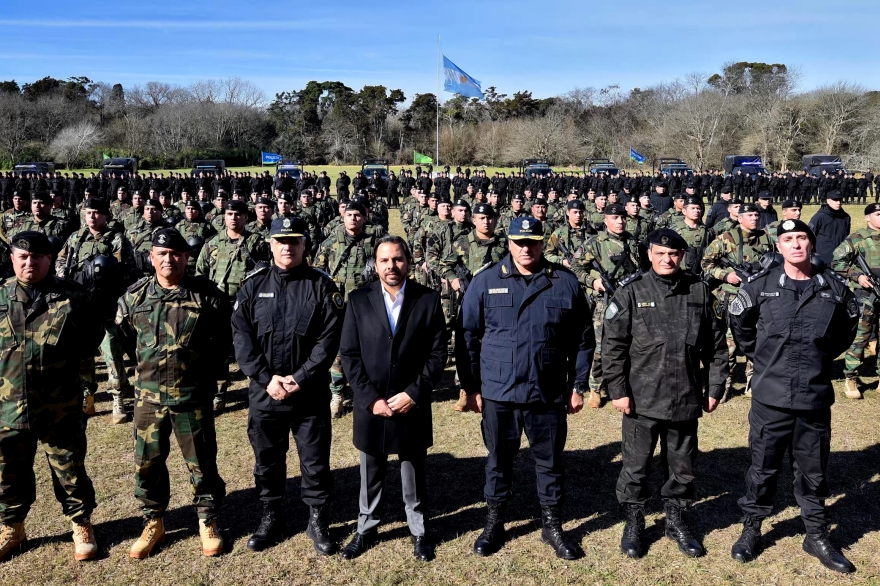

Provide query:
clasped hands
left=266, top=375, right=300, bottom=400
left=369, top=393, right=415, bottom=417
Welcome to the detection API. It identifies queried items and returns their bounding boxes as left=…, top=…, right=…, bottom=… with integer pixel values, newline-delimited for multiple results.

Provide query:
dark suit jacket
left=340, top=279, right=447, bottom=456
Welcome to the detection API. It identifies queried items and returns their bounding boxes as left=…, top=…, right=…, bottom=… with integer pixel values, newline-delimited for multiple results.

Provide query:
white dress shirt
left=382, top=281, right=406, bottom=335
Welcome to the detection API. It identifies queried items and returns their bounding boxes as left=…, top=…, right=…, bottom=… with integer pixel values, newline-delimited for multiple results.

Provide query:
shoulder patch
left=331, top=292, right=344, bottom=309
left=728, top=289, right=753, bottom=316
left=126, top=276, right=150, bottom=293
left=847, top=297, right=859, bottom=318
left=605, top=300, right=620, bottom=320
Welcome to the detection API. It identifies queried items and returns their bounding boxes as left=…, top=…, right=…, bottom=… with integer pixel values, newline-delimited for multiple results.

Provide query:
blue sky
left=2, top=0, right=879, bottom=104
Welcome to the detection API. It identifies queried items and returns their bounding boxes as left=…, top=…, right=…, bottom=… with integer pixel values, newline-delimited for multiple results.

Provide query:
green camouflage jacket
left=573, top=230, right=641, bottom=293
left=1, top=210, right=29, bottom=241
left=297, top=205, right=323, bottom=242
left=195, top=230, right=269, bottom=301
left=116, top=275, right=232, bottom=406
left=9, top=215, right=69, bottom=241
left=245, top=220, right=271, bottom=238
left=440, top=230, right=509, bottom=282
left=56, top=226, right=135, bottom=281
left=712, top=217, right=738, bottom=238
left=545, top=223, right=593, bottom=265
left=655, top=208, right=684, bottom=230
left=426, top=219, right=474, bottom=275
left=314, top=228, right=380, bottom=301
left=626, top=215, right=651, bottom=244
left=0, top=276, right=103, bottom=429
left=701, top=227, right=774, bottom=295
left=674, top=221, right=714, bottom=275
left=177, top=218, right=216, bottom=241
left=831, top=227, right=880, bottom=292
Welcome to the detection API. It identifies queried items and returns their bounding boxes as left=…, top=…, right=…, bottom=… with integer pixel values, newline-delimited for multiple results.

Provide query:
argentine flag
left=443, top=56, right=483, bottom=99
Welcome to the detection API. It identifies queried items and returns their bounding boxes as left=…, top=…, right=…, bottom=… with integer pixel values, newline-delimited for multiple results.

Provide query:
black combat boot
left=305, top=505, right=338, bottom=556
left=620, top=505, right=645, bottom=558
left=730, top=517, right=762, bottom=563
left=803, top=529, right=856, bottom=574
left=473, top=502, right=507, bottom=556
left=664, top=502, right=705, bottom=557
left=247, top=503, right=283, bottom=552
left=540, top=506, right=579, bottom=560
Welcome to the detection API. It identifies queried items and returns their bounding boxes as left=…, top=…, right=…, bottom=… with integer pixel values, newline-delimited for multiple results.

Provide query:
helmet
left=187, top=236, right=205, bottom=252
left=47, top=235, right=63, bottom=255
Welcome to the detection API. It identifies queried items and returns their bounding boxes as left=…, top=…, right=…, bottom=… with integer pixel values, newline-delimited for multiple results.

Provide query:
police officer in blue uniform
left=728, top=219, right=858, bottom=574
left=457, top=216, right=595, bottom=560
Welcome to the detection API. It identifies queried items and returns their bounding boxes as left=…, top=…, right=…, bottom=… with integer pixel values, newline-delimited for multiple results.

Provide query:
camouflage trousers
left=330, top=354, right=346, bottom=396
left=589, top=296, right=607, bottom=392
left=133, top=400, right=225, bottom=520
left=81, top=321, right=131, bottom=397
left=0, top=405, right=95, bottom=523
left=844, top=294, right=878, bottom=377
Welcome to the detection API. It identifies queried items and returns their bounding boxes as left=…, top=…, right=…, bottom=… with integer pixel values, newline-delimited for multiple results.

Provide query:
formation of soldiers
left=0, top=159, right=878, bottom=573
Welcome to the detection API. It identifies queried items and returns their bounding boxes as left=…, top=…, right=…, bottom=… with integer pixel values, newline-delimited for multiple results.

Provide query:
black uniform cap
left=453, top=199, right=471, bottom=210
left=776, top=219, right=815, bottom=244
left=151, top=228, right=191, bottom=252
left=473, top=203, right=496, bottom=217
left=604, top=203, right=626, bottom=216
left=185, top=199, right=202, bottom=210
left=567, top=199, right=586, bottom=211
left=740, top=203, right=760, bottom=214
left=346, top=201, right=367, bottom=215
left=83, top=198, right=110, bottom=215
left=508, top=217, right=544, bottom=240
left=757, top=191, right=772, bottom=200
left=11, top=231, right=53, bottom=255
left=270, top=216, right=307, bottom=239
left=531, top=198, right=548, bottom=206
left=674, top=192, right=685, bottom=200
left=277, top=193, right=293, bottom=203
left=145, top=198, right=163, bottom=210
left=224, top=200, right=248, bottom=213
left=720, top=186, right=732, bottom=195
left=647, top=228, right=688, bottom=251
left=827, top=190, right=843, bottom=200
left=781, top=199, right=802, bottom=209
left=510, top=193, right=524, bottom=201
left=437, top=197, right=452, bottom=205
left=865, top=203, right=880, bottom=215
left=31, top=191, right=52, bottom=204
left=255, top=197, right=275, bottom=207
left=684, top=196, right=703, bottom=207
left=728, top=198, right=743, bottom=206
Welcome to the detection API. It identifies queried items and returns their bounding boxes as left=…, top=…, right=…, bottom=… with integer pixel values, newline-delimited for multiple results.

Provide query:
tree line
left=0, top=62, right=878, bottom=172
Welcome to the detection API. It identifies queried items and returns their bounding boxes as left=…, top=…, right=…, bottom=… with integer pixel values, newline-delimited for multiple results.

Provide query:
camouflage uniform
left=314, top=228, right=381, bottom=400
left=176, top=219, right=216, bottom=274
left=109, top=199, right=131, bottom=218
left=297, top=204, right=323, bottom=245
left=439, top=231, right=509, bottom=285
left=545, top=223, right=593, bottom=265
left=573, top=230, right=641, bottom=394
left=51, top=205, right=79, bottom=235
left=831, top=227, right=880, bottom=381
left=701, top=227, right=774, bottom=393
left=638, top=206, right=656, bottom=226
left=625, top=215, right=650, bottom=246
left=9, top=215, right=68, bottom=241
left=57, top=226, right=136, bottom=401
left=0, top=277, right=104, bottom=524
left=401, top=201, right=427, bottom=243
left=0, top=210, right=28, bottom=243
left=162, top=205, right=183, bottom=224
left=245, top=219, right=271, bottom=238
left=116, top=275, right=230, bottom=520
left=127, top=219, right=166, bottom=278
left=654, top=208, right=684, bottom=230
left=410, top=210, right=440, bottom=287
left=711, top=216, right=738, bottom=238
left=673, top=222, right=714, bottom=276
left=427, top=219, right=474, bottom=355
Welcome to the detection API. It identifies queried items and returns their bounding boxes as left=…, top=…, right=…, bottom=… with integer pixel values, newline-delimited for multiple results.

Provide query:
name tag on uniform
left=760, top=292, right=779, bottom=297
left=258, top=292, right=275, bottom=298
left=637, top=301, right=655, bottom=308
left=488, top=288, right=508, bottom=294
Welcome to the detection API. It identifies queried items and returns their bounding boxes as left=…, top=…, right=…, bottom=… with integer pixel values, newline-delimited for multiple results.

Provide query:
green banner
left=414, top=151, right=433, bottom=164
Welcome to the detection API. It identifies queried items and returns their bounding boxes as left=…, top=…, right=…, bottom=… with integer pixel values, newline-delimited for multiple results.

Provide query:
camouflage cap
left=270, top=216, right=307, bottom=239
left=152, top=228, right=191, bottom=252
left=508, top=216, right=544, bottom=241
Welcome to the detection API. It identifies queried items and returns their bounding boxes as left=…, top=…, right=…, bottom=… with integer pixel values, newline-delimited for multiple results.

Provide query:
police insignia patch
left=15, top=239, right=27, bottom=251
left=729, top=289, right=752, bottom=316
left=848, top=298, right=858, bottom=318
left=605, top=301, right=619, bottom=320
left=782, top=220, right=795, bottom=230
left=332, top=292, right=344, bottom=309
left=283, top=218, right=291, bottom=228
left=158, top=234, right=166, bottom=244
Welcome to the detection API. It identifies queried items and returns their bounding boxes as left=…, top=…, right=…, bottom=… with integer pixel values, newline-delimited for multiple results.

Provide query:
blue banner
left=262, top=151, right=283, bottom=165
left=630, top=148, right=646, bottom=164
left=443, top=55, right=484, bottom=99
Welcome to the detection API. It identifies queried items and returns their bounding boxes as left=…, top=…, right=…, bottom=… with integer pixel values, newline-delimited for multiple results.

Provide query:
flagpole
left=436, top=34, right=440, bottom=170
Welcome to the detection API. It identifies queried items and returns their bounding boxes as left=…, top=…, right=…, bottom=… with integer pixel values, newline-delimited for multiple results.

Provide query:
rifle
left=718, top=256, right=761, bottom=282
left=856, top=254, right=880, bottom=301
left=592, top=259, right=618, bottom=298
left=557, top=239, right=575, bottom=265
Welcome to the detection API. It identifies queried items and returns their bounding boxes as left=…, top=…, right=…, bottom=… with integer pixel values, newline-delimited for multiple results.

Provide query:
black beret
left=437, top=197, right=452, bottom=205
left=567, top=199, right=586, bottom=211
left=473, top=203, right=496, bottom=217
left=11, top=231, right=53, bottom=255
left=510, top=193, right=524, bottom=201
left=213, top=191, right=228, bottom=199
left=775, top=219, right=815, bottom=244
left=740, top=203, right=760, bottom=214
left=604, top=203, right=626, bottom=216
left=152, top=228, right=191, bottom=252
left=647, top=228, right=688, bottom=250
left=277, top=193, right=293, bottom=203
left=145, top=198, right=163, bottom=210
left=685, top=196, right=703, bottom=207
left=256, top=197, right=275, bottom=207
left=224, top=200, right=248, bottom=213
left=531, top=198, right=548, bottom=206
left=185, top=199, right=201, bottom=210
left=674, top=192, right=686, bottom=200
left=453, top=199, right=471, bottom=209
left=626, top=195, right=639, bottom=204
left=31, top=191, right=52, bottom=204
left=83, top=198, right=110, bottom=215
left=728, top=198, right=743, bottom=206
left=757, top=191, right=772, bottom=200
left=781, top=199, right=802, bottom=209
left=865, top=203, right=880, bottom=215
left=427, top=192, right=438, bottom=199
left=346, top=201, right=367, bottom=216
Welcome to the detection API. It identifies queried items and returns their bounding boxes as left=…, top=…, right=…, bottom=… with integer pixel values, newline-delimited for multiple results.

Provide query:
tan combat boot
left=329, top=393, right=344, bottom=419
left=587, top=390, right=602, bottom=409
left=71, top=519, right=98, bottom=561
left=111, top=395, right=127, bottom=425
left=0, top=522, right=25, bottom=561
left=453, top=389, right=468, bottom=412
left=129, top=518, right=165, bottom=559
left=83, top=395, right=96, bottom=416
left=844, top=378, right=862, bottom=400
left=198, top=518, right=223, bottom=557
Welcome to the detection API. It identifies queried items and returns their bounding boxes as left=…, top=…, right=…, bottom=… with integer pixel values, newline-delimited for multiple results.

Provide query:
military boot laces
left=730, top=517, right=762, bottom=563
left=540, top=506, right=579, bottom=560
left=620, top=505, right=645, bottom=559
left=803, top=529, right=856, bottom=574
left=111, top=395, right=126, bottom=425
left=305, top=506, right=337, bottom=556
left=198, top=518, right=224, bottom=557
left=473, top=502, right=507, bottom=557
left=247, top=504, right=282, bottom=552
left=129, top=518, right=165, bottom=559
left=844, top=377, right=862, bottom=400
left=0, top=522, right=26, bottom=561
left=71, top=519, right=98, bottom=561
left=664, top=503, right=705, bottom=558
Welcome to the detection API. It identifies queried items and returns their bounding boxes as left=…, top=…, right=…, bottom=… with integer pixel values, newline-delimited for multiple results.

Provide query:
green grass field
left=4, top=207, right=880, bottom=586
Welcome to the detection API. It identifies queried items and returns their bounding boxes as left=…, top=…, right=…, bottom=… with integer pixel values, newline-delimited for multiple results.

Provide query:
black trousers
left=481, top=399, right=567, bottom=507
left=738, top=400, right=831, bottom=531
left=616, top=414, right=697, bottom=508
left=247, top=408, right=333, bottom=508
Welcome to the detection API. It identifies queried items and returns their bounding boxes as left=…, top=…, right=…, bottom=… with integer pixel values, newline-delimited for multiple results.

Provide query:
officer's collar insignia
left=501, top=264, right=508, bottom=275
left=782, top=220, right=795, bottom=230
left=158, top=234, right=166, bottom=244
left=283, top=218, right=291, bottom=228
left=15, top=239, right=27, bottom=250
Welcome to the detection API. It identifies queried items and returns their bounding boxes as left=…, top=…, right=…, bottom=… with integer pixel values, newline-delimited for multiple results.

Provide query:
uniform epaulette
left=313, top=268, right=332, bottom=281
left=824, top=267, right=848, bottom=285
left=243, top=264, right=270, bottom=282
left=473, top=261, right=497, bottom=277
left=618, top=272, right=642, bottom=288
left=126, top=276, right=150, bottom=293
left=747, top=267, right=770, bottom=283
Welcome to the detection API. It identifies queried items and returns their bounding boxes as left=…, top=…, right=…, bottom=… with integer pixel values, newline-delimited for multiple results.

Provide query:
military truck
left=802, top=154, right=846, bottom=177
left=653, top=157, right=694, bottom=176
left=584, top=158, right=619, bottom=176
left=13, top=161, right=55, bottom=176
left=519, top=158, right=553, bottom=179
left=724, top=155, right=767, bottom=176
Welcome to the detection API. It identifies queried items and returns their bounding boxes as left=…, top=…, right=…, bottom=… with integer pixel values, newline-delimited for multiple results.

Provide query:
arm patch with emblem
left=728, top=289, right=753, bottom=316
left=605, top=300, right=620, bottom=320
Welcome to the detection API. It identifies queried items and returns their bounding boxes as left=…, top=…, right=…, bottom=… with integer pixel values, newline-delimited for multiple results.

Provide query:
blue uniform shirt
left=457, top=254, right=594, bottom=404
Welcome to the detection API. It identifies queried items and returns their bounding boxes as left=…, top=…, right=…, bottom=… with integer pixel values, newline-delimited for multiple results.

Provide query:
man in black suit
left=339, top=234, right=448, bottom=562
